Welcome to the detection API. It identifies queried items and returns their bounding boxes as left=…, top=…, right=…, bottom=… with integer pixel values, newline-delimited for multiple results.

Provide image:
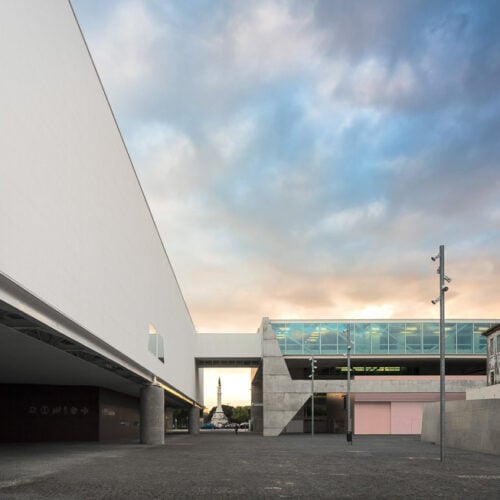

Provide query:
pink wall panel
left=390, top=402, right=423, bottom=434
left=356, top=375, right=484, bottom=381
left=355, top=403, right=390, bottom=434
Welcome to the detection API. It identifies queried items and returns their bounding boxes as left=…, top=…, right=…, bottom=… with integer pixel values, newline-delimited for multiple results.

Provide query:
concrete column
left=261, top=318, right=310, bottom=436
left=188, top=406, right=200, bottom=435
left=140, top=384, right=164, bottom=445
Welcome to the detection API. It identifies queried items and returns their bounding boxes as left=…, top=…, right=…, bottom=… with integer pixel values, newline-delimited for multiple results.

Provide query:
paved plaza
left=1, top=432, right=499, bottom=499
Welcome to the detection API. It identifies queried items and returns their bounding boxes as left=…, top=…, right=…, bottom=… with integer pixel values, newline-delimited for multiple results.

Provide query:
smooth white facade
left=195, top=333, right=261, bottom=360
left=0, top=0, right=197, bottom=402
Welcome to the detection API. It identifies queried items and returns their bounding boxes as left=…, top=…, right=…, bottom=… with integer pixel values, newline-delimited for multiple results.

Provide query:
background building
left=250, top=318, right=495, bottom=436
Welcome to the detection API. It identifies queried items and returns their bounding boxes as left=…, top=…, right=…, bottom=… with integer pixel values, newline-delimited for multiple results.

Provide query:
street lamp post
left=431, top=245, right=451, bottom=462
left=346, top=324, right=352, bottom=444
left=309, top=356, right=317, bottom=436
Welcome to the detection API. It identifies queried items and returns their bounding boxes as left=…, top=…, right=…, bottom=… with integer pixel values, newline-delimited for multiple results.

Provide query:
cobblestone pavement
left=1, top=432, right=499, bottom=499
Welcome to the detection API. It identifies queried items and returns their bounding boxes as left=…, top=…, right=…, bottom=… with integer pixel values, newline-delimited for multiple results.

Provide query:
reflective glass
left=157, top=335, right=165, bottom=363
left=404, top=323, right=422, bottom=354
left=286, top=323, right=304, bottom=354
left=423, top=323, right=439, bottom=353
left=273, top=323, right=288, bottom=352
left=148, top=334, right=157, bottom=356
left=303, top=323, right=320, bottom=355
left=370, top=322, right=388, bottom=354
left=456, top=323, right=472, bottom=353
left=389, top=323, right=406, bottom=353
left=353, top=323, right=371, bottom=354
left=337, top=324, right=348, bottom=354
left=445, top=323, right=457, bottom=354
left=320, top=323, right=337, bottom=354
left=473, top=323, right=489, bottom=353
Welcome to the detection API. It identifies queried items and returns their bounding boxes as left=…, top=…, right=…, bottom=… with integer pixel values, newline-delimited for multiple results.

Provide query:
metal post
left=431, top=245, right=450, bottom=461
left=346, top=324, right=352, bottom=444
left=439, top=244, right=446, bottom=462
left=309, top=356, right=317, bottom=437
left=311, top=357, right=315, bottom=437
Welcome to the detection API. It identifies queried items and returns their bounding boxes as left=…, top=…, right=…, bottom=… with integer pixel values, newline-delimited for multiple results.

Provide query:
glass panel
left=286, top=323, right=304, bottom=354
left=337, top=323, right=348, bottom=353
left=404, top=322, right=422, bottom=354
left=272, top=323, right=288, bottom=353
left=354, top=323, right=371, bottom=354
left=148, top=334, right=157, bottom=357
left=157, top=334, right=165, bottom=363
left=473, top=323, right=489, bottom=353
left=456, top=323, right=472, bottom=353
left=422, top=323, right=439, bottom=353
left=303, top=323, right=320, bottom=355
left=370, top=322, right=388, bottom=354
left=320, top=323, right=337, bottom=354
left=388, top=323, right=405, bottom=354
left=445, top=323, right=457, bottom=354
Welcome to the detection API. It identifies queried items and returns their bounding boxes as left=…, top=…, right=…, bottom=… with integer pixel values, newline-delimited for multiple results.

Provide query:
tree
left=231, top=406, right=251, bottom=424
left=203, top=405, right=251, bottom=423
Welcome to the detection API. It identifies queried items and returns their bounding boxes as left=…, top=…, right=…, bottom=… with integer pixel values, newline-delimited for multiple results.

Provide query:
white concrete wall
left=0, top=0, right=197, bottom=400
left=195, top=333, right=261, bottom=359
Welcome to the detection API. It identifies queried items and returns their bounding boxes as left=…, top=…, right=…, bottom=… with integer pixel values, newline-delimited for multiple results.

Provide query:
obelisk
left=210, top=377, right=229, bottom=427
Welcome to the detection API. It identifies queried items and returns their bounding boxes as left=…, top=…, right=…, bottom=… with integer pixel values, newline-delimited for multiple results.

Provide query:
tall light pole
left=309, top=356, right=317, bottom=436
left=346, top=324, right=352, bottom=444
left=431, top=245, right=451, bottom=462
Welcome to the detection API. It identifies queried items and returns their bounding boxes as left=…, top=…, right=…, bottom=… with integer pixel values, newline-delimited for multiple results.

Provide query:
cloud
left=226, top=1, right=320, bottom=80
left=311, top=200, right=387, bottom=235
left=72, top=0, right=500, bottom=332
left=76, top=0, right=165, bottom=107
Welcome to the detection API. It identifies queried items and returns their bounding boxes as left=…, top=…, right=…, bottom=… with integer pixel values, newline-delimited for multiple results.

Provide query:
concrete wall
left=421, top=399, right=500, bottom=455
left=467, top=384, right=500, bottom=400
left=195, top=333, right=261, bottom=359
left=261, top=319, right=310, bottom=436
left=0, top=1, right=197, bottom=400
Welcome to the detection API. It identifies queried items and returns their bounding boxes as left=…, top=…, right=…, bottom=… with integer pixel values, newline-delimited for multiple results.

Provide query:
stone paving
left=1, top=431, right=499, bottom=498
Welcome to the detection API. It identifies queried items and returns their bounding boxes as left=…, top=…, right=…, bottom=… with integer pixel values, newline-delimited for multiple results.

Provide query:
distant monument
left=210, top=377, right=229, bottom=427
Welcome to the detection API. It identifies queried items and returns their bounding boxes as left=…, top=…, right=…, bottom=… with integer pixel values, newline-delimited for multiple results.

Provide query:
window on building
left=148, top=324, right=165, bottom=363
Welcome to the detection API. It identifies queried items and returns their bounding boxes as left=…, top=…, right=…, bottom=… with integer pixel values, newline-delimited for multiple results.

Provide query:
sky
left=203, top=368, right=252, bottom=410
left=71, top=0, right=500, bottom=403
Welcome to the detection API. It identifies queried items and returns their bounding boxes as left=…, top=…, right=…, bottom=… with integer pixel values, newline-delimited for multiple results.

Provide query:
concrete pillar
left=261, top=318, right=310, bottom=436
left=188, top=406, right=200, bottom=435
left=140, top=384, right=165, bottom=445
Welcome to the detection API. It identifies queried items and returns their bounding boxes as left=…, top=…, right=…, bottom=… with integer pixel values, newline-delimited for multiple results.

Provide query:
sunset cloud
left=73, top=0, right=500, bottom=332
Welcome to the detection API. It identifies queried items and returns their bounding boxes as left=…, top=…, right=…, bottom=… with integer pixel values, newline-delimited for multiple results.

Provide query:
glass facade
left=271, top=321, right=495, bottom=356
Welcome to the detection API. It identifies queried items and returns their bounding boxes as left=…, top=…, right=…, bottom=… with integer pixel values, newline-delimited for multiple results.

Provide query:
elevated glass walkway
left=270, top=320, right=498, bottom=356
